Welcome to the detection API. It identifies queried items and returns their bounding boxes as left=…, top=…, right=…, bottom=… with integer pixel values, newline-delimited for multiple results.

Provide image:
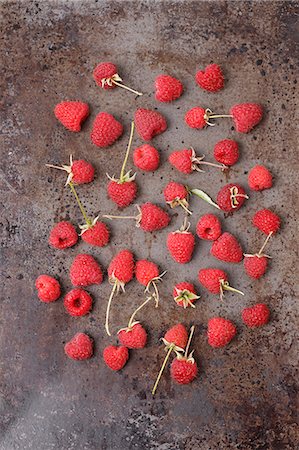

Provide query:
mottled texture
left=1, top=1, right=298, bottom=449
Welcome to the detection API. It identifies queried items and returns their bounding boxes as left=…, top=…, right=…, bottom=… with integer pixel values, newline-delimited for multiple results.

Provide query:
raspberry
left=163, top=324, right=188, bottom=349
left=49, top=221, right=78, bottom=249
left=185, top=107, right=206, bottom=129
left=70, top=254, right=103, bottom=286
left=214, top=139, right=239, bottom=166
left=108, top=180, right=137, bottom=208
left=54, top=101, right=89, bottom=132
left=169, top=148, right=193, bottom=174
left=108, top=250, right=134, bottom=285
left=230, top=103, right=263, bottom=133
left=167, top=221, right=195, bottom=264
left=133, top=144, right=160, bottom=171
left=210, top=232, right=243, bottom=263
left=207, top=317, right=237, bottom=348
left=198, top=268, right=243, bottom=300
left=71, top=160, right=95, bottom=184
left=173, top=282, right=199, bottom=308
left=244, top=255, right=268, bottom=279
left=171, top=357, right=198, bottom=384
left=248, top=165, right=273, bottom=191
left=164, top=181, right=189, bottom=212
left=93, top=61, right=142, bottom=96
left=118, top=323, right=147, bottom=349
left=252, top=209, right=281, bottom=235
left=134, top=108, right=167, bottom=140
left=64, top=333, right=93, bottom=360
left=35, top=274, right=61, bottom=303
left=155, top=74, right=183, bottom=102
left=81, top=221, right=110, bottom=247
left=63, top=289, right=92, bottom=316
left=195, top=64, right=224, bottom=92
left=91, top=112, right=123, bottom=147
left=217, top=183, right=248, bottom=212
left=103, top=345, right=129, bottom=371
left=139, top=203, right=171, bottom=231
left=242, top=304, right=270, bottom=327
left=196, top=214, right=222, bottom=241
left=135, top=260, right=159, bottom=286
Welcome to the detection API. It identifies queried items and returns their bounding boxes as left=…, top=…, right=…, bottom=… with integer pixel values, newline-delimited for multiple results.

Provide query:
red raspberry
left=230, top=103, right=263, bottom=133
left=81, top=221, right=110, bottom=247
left=167, top=226, right=195, bottom=264
left=108, top=250, right=134, bottom=285
left=196, top=214, right=221, bottom=241
left=198, top=268, right=243, bottom=300
left=49, top=221, right=78, bottom=249
left=248, top=165, right=273, bottom=191
left=207, top=317, right=237, bottom=348
left=134, top=108, right=167, bottom=140
left=135, top=260, right=159, bottom=286
left=173, top=282, right=199, bottom=308
left=163, top=324, right=188, bottom=349
left=54, top=101, right=89, bottom=132
left=64, top=333, right=93, bottom=360
left=107, top=180, right=137, bottom=208
left=185, top=107, right=206, bottom=129
left=63, top=289, right=92, bottom=316
left=93, top=62, right=118, bottom=90
left=139, top=203, right=171, bottom=231
left=155, top=74, right=183, bottom=102
left=169, top=148, right=193, bottom=174
left=217, top=183, right=248, bottom=212
left=214, top=139, right=239, bottom=166
left=70, top=254, right=103, bottom=286
left=195, top=64, right=224, bottom=92
left=35, top=274, right=61, bottom=303
left=103, top=345, right=129, bottom=371
left=242, top=304, right=270, bottom=327
left=118, top=323, right=147, bottom=349
left=164, top=181, right=189, bottom=211
left=252, top=209, right=281, bottom=235
left=133, top=144, right=160, bottom=171
left=211, top=232, right=243, bottom=263
left=71, top=160, right=95, bottom=184
left=171, top=357, right=198, bottom=384
left=91, top=112, right=123, bottom=147
left=244, top=255, right=268, bottom=279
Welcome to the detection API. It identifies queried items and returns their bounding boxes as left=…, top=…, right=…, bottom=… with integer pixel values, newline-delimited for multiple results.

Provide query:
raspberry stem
left=208, top=114, right=233, bottom=119
left=258, top=231, right=273, bottom=255
left=197, top=160, right=228, bottom=171
left=112, top=79, right=143, bottom=96
left=69, top=182, right=92, bottom=227
left=105, top=281, right=118, bottom=336
left=127, top=296, right=154, bottom=329
left=152, top=344, right=174, bottom=396
left=120, top=121, right=135, bottom=182
left=220, top=280, right=244, bottom=301
left=184, top=326, right=195, bottom=357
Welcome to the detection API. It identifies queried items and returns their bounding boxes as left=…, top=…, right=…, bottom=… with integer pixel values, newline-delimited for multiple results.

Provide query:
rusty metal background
left=1, top=1, right=298, bottom=449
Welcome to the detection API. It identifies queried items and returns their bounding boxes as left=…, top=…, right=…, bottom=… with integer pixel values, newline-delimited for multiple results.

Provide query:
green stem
left=208, top=114, right=233, bottom=119
left=152, top=345, right=174, bottom=396
left=69, top=182, right=91, bottom=226
left=120, top=121, right=135, bottom=182
left=184, top=326, right=195, bottom=357
left=105, top=282, right=118, bottom=336
left=258, top=231, right=273, bottom=255
left=128, top=296, right=153, bottom=328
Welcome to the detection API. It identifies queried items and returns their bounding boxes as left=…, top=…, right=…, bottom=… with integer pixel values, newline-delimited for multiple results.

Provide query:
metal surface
left=1, top=1, right=298, bottom=449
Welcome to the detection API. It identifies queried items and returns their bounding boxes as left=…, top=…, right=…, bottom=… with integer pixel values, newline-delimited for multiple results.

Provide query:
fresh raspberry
left=195, top=64, right=224, bottom=92
left=164, top=324, right=188, bottom=349
left=185, top=107, right=206, bottom=129
left=248, top=165, right=273, bottom=191
left=49, top=221, right=78, bottom=249
left=207, top=317, right=237, bottom=348
left=93, top=62, right=118, bottom=90
left=244, top=255, right=268, bottom=279
left=70, top=254, right=103, bottom=286
left=135, top=260, right=159, bottom=286
left=173, top=282, right=199, bottom=308
left=91, top=112, right=123, bottom=147
left=214, top=139, right=239, bottom=166
left=242, top=304, right=270, bottom=327
left=198, top=268, right=228, bottom=294
left=64, top=333, right=93, bottom=360
left=217, top=183, right=248, bottom=212
left=211, top=232, right=243, bottom=263
left=81, top=221, right=110, bottom=247
left=63, top=289, right=92, bottom=316
left=196, top=214, right=222, bottom=241
left=230, top=103, right=263, bottom=133
left=167, top=226, right=195, bottom=264
left=133, top=144, right=160, bottom=171
left=35, top=274, right=61, bottom=303
left=169, top=148, right=193, bottom=174
left=252, top=209, right=281, bottom=235
left=107, top=180, right=137, bottom=208
left=71, top=160, right=95, bottom=184
left=171, top=357, right=198, bottom=384
left=139, top=203, right=171, bottom=231
left=108, top=250, right=134, bottom=284
left=54, top=101, right=89, bottom=132
left=155, top=74, right=183, bottom=102
left=164, top=181, right=189, bottom=211
left=103, top=345, right=129, bottom=371
left=118, top=323, right=147, bottom=349
left=134, top=108, right=167, bottom=140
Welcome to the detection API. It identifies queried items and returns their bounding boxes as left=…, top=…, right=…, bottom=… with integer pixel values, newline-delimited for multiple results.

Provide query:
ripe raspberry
left=196, top=214, right=222, bottom=241
left=81, top=221, right=110, bottom=247
left=195, top=64, right=224, bottom=92
left=173, top=282, right=199, bottom=308
left=248, top=165, right=273, bottom=191
left=242, top=304, right=270, bottom=327
left=108, top=250, right=134, bottom=285
left=185, top=107, right=206, bottom=129
left=64, top=333, right=93, bottom=360
left=244, top=255, right=268, bottom=279
left=171, top=357, right=198, bottom=384
left=134, top=108, right=167, bottom=140
left=64, top=289, right=92, bottom=316
left=91, top=112, right=123, bottom=147
left=71, top=160, right=95, bottom=184
left=214, top=139, right=239, bottom=166
left=139, top=203, right=171, bottom=231
left=133, top=144, right=160, bottom=171
left=169, top=148, right=194, bottom=174
left=35, top=274, right=61, bottom=303
left=164, top=181, right=189, bottom=212
left=217, top=183, right=248, bottom=212
left=93, top=62, right=142, bottom=96
left=252, top=209, right=281, bottom=235
left=135, top=260, right=159, bottom=286
left=70, top=254, right=103, bottom=286
left=208, top=317, right=237, bottom=348
left=167, top=225, right=195, bottom=264
left=211, top=232, right=243, bottom=263
left=155, top=74, right=183, bottom=102
left=103, top=345, right=129, bottom=371
left=118, top=323, right=147, bottom=349
left=163, top=324, right=188, bottom=349
left=54, top=101, right=89, bottom=132
left=198, top=268, right=243, bottom=300
left=107, top=180, right=137, bottom=208
left=49, top=221, right=78, bottom=249
left=230, top=103, right=263, bottom=133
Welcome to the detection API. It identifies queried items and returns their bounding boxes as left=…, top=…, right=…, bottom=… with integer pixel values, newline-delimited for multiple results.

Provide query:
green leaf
left=190, top=189, right=220, bottom=209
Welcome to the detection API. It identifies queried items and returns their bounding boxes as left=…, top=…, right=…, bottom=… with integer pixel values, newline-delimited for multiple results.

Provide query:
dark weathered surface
left=1, top=1, right=298, bottom=449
